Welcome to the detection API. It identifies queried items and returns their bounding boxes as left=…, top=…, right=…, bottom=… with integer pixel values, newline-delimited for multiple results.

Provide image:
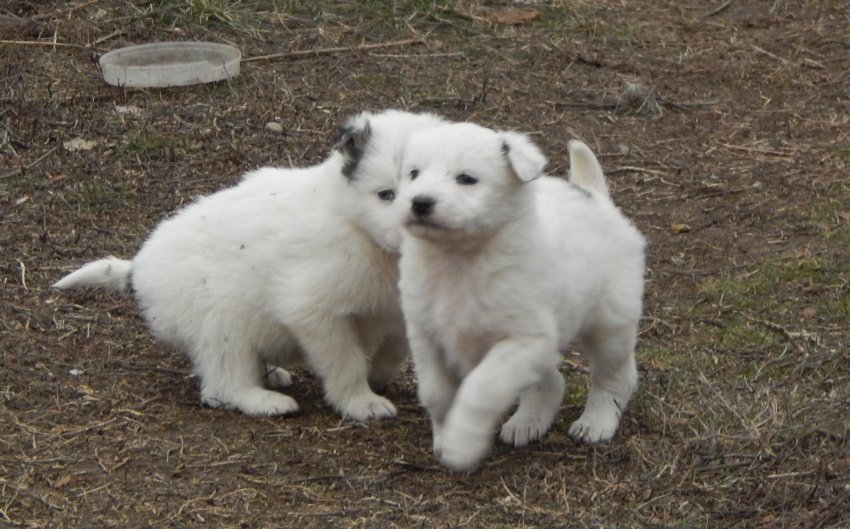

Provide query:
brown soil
left=1, top=1, right=848, bottom=527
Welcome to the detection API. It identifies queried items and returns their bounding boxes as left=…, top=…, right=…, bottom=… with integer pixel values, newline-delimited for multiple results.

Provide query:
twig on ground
left=640, top=316, right=675, bottom=336
left=655, top=263, right=751, bottom=277
left=0, top=144, right=60, bottom=179
left=17, top=260, right=27, bottom=290
left=752, top=45, right=789, bottom=64
left=58, top=418, right=119, bottom=437
left=556, top=81, right=722, bottom=116
left=555, top=101, right=619, bottom=110
left=742, top=315, right=807, bottom=354
left=657, top=96, right=724, bottom=109
left=243, top=38, right=425, bottom=63
left=31, top=0, right=102, bottom=20
left=3, top=411, right=59, bottom=438
left=821, top=39, right=850, bottom=47
left=0, top=39, right=108, bottom=52
left=393, top=460, right=437, bottom=472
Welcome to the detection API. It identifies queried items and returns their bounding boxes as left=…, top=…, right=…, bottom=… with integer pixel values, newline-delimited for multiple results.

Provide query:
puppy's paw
left=500, top=408, right=556, bottom=447
left=264, top=366, right=293, bottom=389
left=568, top=412, right=619, bottom=443
left=340, top=393, right=397, bottom=421
left=235, top=388, right=300, bottom=417
left=439, top=430, right=489, bottom=472
left=439, top=419, right=491, bottom=472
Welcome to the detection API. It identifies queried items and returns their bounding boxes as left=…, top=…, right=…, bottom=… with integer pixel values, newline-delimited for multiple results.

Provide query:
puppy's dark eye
left=410, top=169, right=419, bottom=180
left=456, top=173, right=478, bottom=185
left=377, top=189, right=395, bottom=201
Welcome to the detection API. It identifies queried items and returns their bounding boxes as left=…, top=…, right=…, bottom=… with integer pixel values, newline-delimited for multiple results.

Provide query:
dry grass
left=1, top=0, right=848, bottom=527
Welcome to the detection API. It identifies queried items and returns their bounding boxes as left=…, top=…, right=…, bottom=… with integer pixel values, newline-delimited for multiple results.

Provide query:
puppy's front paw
left=500, top=407, right=555, bottom=447
left=439, top=421, right=491, bottom=472
left=340, top=393, right=397, bottom=421
left=236, top=389, right=300, bottom=417
left=568, top=412, right=619, bottom=443
left=264, top=366, right=293, bottom=389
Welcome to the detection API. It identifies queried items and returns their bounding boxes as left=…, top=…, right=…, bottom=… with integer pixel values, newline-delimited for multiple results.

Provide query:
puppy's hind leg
left=261, top=334, right=301, bottom=389
left=193, top=325, right=299, bottom=416
left=569, top=324, right=637, bottom=443
left=263, top=364, right=294, bottom=390
left=500, top=366, right=565, bottom=447
left=368, top=334, right=410, bottom=392
left=291, top=317, right=397, bottom=421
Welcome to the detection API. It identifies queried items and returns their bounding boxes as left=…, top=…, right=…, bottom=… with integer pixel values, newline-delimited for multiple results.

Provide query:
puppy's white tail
left=568, top=140, right=609, bottom=197
left=52, top=257, right=133, bottom=292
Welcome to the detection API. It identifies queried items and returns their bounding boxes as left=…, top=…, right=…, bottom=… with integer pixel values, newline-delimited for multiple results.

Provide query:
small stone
left=671, top=223, right=692, bottom=233
left=69, top=369, right=84, bottom=376
left=265, top=122, right=283, bottom=133
left=802, top=307, right=818, bottom=320
left=114, top=105, right=141, bottom=116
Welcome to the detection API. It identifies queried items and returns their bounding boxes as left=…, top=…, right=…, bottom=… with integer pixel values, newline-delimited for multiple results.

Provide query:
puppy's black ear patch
left=334, top=121, right=373, bottom=180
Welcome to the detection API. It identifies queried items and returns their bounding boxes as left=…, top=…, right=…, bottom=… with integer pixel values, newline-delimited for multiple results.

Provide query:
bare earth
left=1, top=1, right=848, bottom=527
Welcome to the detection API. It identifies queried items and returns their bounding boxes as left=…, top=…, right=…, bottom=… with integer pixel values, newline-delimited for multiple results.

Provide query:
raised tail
left=568, top=140, right=609, bottom=197
left=52, top=257, right=133, bottom=292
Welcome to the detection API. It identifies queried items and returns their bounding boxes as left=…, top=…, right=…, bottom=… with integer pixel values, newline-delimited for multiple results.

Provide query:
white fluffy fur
left=396, top=123, right=646, bottom=471
left=53, top=109, right=447, bottom=419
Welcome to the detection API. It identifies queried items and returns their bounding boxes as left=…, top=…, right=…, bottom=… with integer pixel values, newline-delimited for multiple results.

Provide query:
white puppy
left=53, top=109, right=447, bottom=420
left=396, top=122, right=646, bottom=470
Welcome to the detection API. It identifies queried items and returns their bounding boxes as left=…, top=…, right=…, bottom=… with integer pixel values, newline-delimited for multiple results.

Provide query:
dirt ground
left=1, top=1, right=848, bottom=527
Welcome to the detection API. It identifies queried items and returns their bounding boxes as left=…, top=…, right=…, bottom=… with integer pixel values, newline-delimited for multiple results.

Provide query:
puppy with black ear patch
left=53, top=110, right=447, bottom=420
left=396, top=122, right=646, bottom=470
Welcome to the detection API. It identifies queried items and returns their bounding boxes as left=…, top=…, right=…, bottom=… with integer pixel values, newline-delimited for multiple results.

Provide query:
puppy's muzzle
left=411, top=195, right=436, bottom=217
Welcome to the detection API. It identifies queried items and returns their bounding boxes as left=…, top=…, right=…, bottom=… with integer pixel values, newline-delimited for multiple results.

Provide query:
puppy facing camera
left=397, top=122, right=646, bottom=471
left=53, top=109, right=447, bottom=420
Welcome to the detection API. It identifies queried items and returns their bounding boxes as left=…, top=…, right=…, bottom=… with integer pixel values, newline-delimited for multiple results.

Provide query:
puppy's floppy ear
left=334, top=116, right=373, bottom=180
left=499, top=131, right=547, bottom=183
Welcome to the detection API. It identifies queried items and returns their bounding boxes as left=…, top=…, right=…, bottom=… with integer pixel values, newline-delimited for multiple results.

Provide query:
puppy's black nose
left=411, top=195, right=435, bottom=217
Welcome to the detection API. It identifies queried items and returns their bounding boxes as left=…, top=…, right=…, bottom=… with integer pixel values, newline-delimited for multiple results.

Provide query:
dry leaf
left=63, top=138, right=98, bottom=152
left=802, top=307, right=818, bottom=319
left=52, top=474, right=71, bottom=488
left=47, top=173, right=69, bottom=184
left=491, top=8, right=540, bottom=25
left=671, top=223, right=692, bottom=233
left=838, top=211, right=850, bottom=221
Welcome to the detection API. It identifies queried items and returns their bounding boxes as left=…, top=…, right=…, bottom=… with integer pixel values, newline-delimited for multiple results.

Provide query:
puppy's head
left=396, top=122, right=547, bottom=244
left=332, top=110, right=447, bottom=252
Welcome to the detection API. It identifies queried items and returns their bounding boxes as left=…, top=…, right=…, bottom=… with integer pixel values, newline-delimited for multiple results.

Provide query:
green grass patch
left=639, top=345, right=679, bottom=370
left=130, top=0, right=292, bottom=34
left=48, top=174, right=134, bottom=212
left=123, top=131, right=183, bottom=161
left=696, top=253, right=849, bottom=357
left=68, top=179, right=134, bottom=210
left=700, top=256, right=848, bottom=319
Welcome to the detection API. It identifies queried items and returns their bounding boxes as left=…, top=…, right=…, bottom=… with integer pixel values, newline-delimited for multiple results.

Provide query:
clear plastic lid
left=99, top=41, right=241, bottom=88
